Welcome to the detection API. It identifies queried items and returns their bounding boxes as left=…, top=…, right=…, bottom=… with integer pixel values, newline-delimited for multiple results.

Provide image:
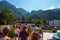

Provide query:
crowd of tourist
left=0, top=24, right=43, bottom=40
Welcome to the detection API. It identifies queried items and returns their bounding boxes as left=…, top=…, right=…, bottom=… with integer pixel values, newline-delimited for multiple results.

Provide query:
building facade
left=49, top=20, right=60, bottom=28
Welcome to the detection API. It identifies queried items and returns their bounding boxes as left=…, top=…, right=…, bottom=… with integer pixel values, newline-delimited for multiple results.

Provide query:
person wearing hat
left=31, top=27, right=41, bottom=40
left=52, top=30, right=60, bottom=40
left=34, top=27, right=40, bottom=34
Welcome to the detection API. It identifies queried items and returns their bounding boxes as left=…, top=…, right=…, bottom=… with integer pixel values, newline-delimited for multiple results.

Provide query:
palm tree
left=0, top=7, right=17, bottom=25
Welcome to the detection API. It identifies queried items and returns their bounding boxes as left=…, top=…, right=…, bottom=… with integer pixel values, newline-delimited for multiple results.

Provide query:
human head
left=19, top=24, right=24, bottom=29
left=2, top=27, right=10, bottom=36
left=16, top=24, right=20, bottom=28
left=27, top=24, right=32, bottom=33
left=27, top=24, right=32, bottom=30
left=13, top=24, right=17, bottom=28
left=27, top=24, right=32, bottom=37
left=31, top=33, right=40, bottom=40
left=23, top=26, right=26, bottom=30
left=22, top=25, right=26, bottom=30
left=34, top=27, right=40, bottom=34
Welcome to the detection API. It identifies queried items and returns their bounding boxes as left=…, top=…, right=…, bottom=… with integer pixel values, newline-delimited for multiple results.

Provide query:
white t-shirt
left=15, top=28, right=20, bottom=34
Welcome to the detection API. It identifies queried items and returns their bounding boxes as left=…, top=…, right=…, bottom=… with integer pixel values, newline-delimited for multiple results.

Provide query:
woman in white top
left=15, top=24, right=20, bottom=40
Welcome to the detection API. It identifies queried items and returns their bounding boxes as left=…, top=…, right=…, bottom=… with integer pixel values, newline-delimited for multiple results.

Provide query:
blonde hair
left=31, top=33, right=40, bottom=40
left=28, top=25, right=32, bottom=37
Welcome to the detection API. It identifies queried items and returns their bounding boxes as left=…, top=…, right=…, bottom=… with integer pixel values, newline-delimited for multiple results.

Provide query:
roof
left=16, top=20, right=35, bottom=23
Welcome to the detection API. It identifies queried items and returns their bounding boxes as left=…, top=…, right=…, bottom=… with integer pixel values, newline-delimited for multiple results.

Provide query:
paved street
left=43, top=32, right=54, bottom=40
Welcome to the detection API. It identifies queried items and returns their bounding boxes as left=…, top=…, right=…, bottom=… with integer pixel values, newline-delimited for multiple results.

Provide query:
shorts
left=15, top=34, right=18, bottom=37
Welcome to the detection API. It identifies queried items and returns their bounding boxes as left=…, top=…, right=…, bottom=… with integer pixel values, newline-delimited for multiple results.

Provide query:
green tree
left=9, top=27, right=15, bottom=38
left=21, top=16, right=25, bottom=20
left=28, top=18, right=32, bottom=21
left=0, top=7, right=17, bottom=25
left=35, top=20, right=42, bottom=27
left=43, top=20, right=49, bottom=29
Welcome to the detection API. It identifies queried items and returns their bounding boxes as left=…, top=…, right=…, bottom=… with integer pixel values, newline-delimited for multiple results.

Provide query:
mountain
left=0, top=1, right=29, bottom=18
left=29, top=9, right=60, bottom=20
left=26, top=10, right=43, bottom=17
left=0, top=0, right=22, bottom=17
left=0, top=1, right=60, bottom=20
left=17, top=8, right=30, bottom=15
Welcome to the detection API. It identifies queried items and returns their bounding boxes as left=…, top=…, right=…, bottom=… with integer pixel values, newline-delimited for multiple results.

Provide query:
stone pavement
left=43, top=32, right=54, bottom=40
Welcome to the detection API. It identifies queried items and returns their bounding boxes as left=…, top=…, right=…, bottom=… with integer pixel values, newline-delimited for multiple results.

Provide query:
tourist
left=2, top=27, right=11, bottom=40
left=19, top=26, right=28, bottom=40
left=31, top=27, right=40, bottom=40
left=31, top=33, right=40, bottom=40
left=19, top=24, right=24, bottom=40
left=19, top=24, right=24, bottom=33
left=15, top=24, right=20, bottom=40
left=27, top=24, right=32, bottom=40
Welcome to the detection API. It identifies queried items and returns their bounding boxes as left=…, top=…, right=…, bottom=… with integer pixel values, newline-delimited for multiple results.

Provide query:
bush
left=9, top=27, right=15, bottom=38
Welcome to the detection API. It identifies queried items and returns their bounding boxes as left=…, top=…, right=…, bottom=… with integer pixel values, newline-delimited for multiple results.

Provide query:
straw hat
left=34, top=27, right=40, bottom=30
left=54, top=30, right=60, bottom=39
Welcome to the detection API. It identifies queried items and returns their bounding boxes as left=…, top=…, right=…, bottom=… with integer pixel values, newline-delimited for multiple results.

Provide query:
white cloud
left=43, top=6, right=60, bottom=10
left=16, top=6, right=19, bottom=8
left=43, top=6, right=55, bottom=10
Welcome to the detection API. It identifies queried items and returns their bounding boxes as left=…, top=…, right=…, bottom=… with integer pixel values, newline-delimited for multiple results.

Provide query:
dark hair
left=0, top=32, right=3, bottom=35
left=2, top=27, right=10, bottom=35
left=0, top=32, right=3, bottom=38
left=13, top=24, right=16, bottom=28
left=31, top=33, right=40, bottom=40
left=23, top=27, right=26, bottom=30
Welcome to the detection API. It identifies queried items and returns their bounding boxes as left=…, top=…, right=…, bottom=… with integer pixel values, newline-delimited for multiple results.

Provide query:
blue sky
left=0, top=0, right=60, bottom=12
